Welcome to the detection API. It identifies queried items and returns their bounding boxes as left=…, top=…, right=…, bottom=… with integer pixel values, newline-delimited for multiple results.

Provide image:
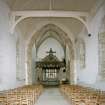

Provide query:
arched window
left=98, top=16, right=105, bottom=80
left=76, top=38, right=85, bottom=69
left=16, top=39, right=20, bottom=80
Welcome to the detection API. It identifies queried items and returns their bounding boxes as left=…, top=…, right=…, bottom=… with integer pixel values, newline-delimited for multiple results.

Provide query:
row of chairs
left=60, top=84, right=105, bottom=105
left=0, top=84, right=43, bottom=105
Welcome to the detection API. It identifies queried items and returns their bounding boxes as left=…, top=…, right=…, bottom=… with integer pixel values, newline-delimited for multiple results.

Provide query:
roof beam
left=12, top=10, right=89, bottom=17
left=10, top=10, right=90, bottom=34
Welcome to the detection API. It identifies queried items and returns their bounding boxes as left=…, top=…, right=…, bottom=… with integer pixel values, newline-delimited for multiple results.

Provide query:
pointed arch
left=25, top=24, right=76, bottom=84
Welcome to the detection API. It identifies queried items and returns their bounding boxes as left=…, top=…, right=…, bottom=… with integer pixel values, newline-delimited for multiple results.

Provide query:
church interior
left=0, top=0, right=105, bottom=105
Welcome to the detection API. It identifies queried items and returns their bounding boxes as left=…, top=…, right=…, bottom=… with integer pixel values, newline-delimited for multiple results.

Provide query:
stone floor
left=35, top=87, right=70, bottom=105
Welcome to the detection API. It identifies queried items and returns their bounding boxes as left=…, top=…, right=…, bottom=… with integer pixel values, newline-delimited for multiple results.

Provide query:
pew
left=60, top=85, right=105, bottom=105
left=0, top=84, right=43, bottom=105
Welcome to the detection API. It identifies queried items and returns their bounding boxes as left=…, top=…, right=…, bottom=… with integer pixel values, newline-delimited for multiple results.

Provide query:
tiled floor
left=35, top=88, right=70, bottom=105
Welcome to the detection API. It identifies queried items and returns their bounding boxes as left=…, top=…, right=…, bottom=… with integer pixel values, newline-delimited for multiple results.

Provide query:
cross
left=46, top=48, right=56, bottom=55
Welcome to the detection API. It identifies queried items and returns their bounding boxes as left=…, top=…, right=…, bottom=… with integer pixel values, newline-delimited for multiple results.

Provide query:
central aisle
left=35, top=88, right=70, bottom=105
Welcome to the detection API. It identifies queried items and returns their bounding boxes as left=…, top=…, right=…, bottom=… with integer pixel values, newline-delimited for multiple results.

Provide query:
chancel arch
left=35, top=38, right=65, bottom=85
left=76, top=38, right=85, bottom=69
left=26, top=24, right=76, bottom=85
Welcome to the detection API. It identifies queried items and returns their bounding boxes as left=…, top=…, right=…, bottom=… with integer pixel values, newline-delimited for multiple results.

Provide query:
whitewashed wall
left=76, top=29, right=98, bottom=84
left=0, top=0, right=17, bottom=90
left=0, top=0, right=26, bottom=90
left=77, top=1, right=105, bottom=88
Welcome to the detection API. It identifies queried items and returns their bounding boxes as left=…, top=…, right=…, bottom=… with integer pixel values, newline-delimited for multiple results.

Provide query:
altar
left=36, top=48, right=65, bottom=86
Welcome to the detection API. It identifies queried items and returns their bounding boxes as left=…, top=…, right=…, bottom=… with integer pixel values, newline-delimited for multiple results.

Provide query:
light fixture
left=88, top=34, right=91, bottom=37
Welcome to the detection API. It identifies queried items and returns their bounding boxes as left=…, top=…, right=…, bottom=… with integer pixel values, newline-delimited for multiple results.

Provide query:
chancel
left=0, top=0, right=105, bottom=105
left=36, top=48, right=66, bottom=86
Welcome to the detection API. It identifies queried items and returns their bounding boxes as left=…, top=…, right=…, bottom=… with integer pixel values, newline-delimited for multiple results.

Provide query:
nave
left=0, top=0, right=105, bottom=105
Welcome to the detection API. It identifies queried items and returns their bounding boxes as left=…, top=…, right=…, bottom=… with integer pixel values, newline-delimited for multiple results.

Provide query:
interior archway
left=26, top=24, right=76, bottom=85
left=33, top=37, right=65, bottom=85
